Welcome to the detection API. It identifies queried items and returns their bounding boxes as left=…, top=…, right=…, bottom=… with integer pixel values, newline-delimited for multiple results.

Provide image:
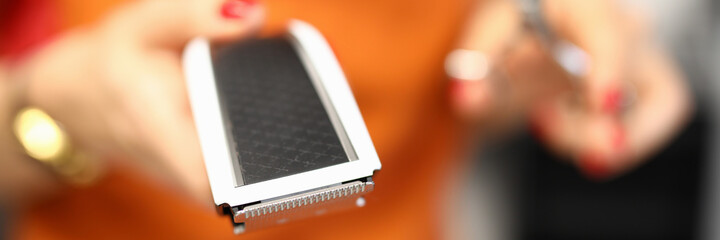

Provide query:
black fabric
left=213, top=38, right=348, bottom=185
left=511, top=108, right=710, bottom=240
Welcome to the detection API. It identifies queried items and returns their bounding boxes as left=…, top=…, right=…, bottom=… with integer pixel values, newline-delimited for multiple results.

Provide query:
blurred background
left=1, top=0, right=719, bottom=239
left=444, top=0, right=720, bottom=239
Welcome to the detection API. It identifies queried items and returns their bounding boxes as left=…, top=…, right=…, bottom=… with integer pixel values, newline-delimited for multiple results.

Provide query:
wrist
left=0, top=62, right=18, bottom=144
left=0, top=63, right=62, bottom=208
left=5, top=42, right=105, bottom=186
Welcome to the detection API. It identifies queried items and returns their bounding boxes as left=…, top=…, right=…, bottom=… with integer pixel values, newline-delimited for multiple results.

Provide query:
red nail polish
left=448, top=78, right=491, bottom=120
left=448, top=78, right=462, bottom=94
left=451, top=78, right=482, bottom=103
left=602, top=87, right=623, bottom=115
left=221, top=0, right=257, bottom=19
left=448, top=79, right=464, bottom=104
left=579, top=151, right=611, bottom=181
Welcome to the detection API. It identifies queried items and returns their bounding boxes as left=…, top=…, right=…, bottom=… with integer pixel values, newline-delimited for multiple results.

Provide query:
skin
left=450, top=0, right=692, bottom=180
left=0, top=0, right=264, bottom=209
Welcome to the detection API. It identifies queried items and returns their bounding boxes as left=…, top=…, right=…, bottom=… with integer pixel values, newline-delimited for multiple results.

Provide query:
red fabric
left=0, top=0, right=58, bottom=61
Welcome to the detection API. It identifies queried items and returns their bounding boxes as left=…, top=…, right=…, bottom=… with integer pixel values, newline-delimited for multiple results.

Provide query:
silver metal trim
left=232, top=181, right=374, bottom=222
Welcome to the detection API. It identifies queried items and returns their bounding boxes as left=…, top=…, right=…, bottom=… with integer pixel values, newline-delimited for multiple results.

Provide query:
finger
left=107, top=0, right=264, bottom=48
left=531, top=95, right=626, bottom=180
left=468, top=32, right=575, bottom=135
left=501, top=34, right=575, bottom=110
left=575, top=114, right=625, bottom=180
left=529, top=94, right=581, bottom=159
left=604, top=45, right=691, bottom=177
left=446, top=0, right=523, bottom=121
left=531, top=45, right=692, bottom=181
left=542, top=0, right=627, bottom=114
left=123, top=55, right=212, bottom=204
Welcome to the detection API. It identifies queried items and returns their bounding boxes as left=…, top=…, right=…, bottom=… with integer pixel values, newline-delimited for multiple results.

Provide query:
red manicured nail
left=602, top=87, right=623, bottom=115
left=448, top=78, right=490, bottom=120
left=448, top=79, right=467, bottom=112
left=579, top=151, right=611, bottom=181
left=448, top=79, right=463, bottom=100
left=221, top=0, right=257, bottom=19
left=449, top=78, right=477, bottom=116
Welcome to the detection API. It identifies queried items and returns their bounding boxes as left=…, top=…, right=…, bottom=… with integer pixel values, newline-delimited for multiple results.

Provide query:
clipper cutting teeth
left=233, top=181, right=373, bottom=223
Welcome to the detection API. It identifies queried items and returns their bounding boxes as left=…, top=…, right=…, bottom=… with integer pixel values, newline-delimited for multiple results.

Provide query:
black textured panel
left=213, top=38, right=348, bottom=185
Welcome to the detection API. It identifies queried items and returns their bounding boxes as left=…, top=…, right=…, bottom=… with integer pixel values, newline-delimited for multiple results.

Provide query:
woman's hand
left=3, top=0, right=263, bottom=205
left=448, top=0, right=692, bottom=180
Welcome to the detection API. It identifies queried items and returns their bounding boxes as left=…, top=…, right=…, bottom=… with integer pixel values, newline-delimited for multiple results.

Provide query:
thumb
left=108, top=0, right=264, bottom=48
left=446, top=0, right=523, bottom=121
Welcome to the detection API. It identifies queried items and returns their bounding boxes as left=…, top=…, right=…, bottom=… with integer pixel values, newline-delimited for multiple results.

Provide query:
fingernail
left=448, top=78, right=464, bottom=102
left=221, top=0, right=257, bottom=19
left=448, top=78, right=474, bottom=108
left=448, top=79, right=472, bottom=115
left=448, top=78, right=489, bottom=120
left=602, top=86, right=623, bottom=115
left=579, top=151, right=611, bottom=181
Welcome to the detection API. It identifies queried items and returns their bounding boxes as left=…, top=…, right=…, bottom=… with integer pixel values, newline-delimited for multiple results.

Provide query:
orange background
left=15, top=0, right=470, bottom=239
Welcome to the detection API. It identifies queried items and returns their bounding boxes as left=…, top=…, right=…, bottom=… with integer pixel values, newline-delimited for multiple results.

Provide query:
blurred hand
left=4, top=0, right=263, bottom=204
left=449, top=0, right=692, bottom=180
